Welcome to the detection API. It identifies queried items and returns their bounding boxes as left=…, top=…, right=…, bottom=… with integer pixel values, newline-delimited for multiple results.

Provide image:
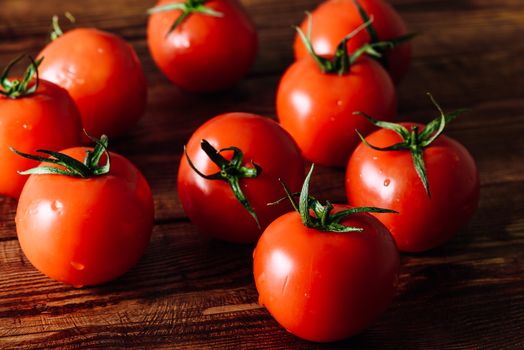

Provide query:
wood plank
left=0, top=179, right=523, bottom=349
left=0, top=0, right=523, bottom=348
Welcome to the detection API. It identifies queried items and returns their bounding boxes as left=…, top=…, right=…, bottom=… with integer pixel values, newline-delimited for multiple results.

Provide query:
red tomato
left=38, top=28, right=147, bottom=140
left=178, top=113, right=304, bottom=243
left=254, top=166, right=399, bottom=342
left=0, top=58, right=81, bottom=199
left=147, top=0, right=258, bottom=92
left=346, top=122, right=480, bottom=252
left=294, top=0, right=411, bottom=84
left=15, top=141, right=154, bottom=287
left=277, top=56, right=396, bottom=167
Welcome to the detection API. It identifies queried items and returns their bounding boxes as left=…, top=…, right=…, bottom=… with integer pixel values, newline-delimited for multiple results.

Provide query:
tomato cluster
left=0, top=0, right=479, bottom=344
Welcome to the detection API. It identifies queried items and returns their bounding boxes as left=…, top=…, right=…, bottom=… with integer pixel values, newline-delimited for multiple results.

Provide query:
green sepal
left=50, top=12, right=75, bottom=40
left=352, top=0, right=417, bottom=69
left=352, top=0, right=379, bottom=43
left=354, top=93, right=468, bottom=198
left=280, top=164, right=396, bottom=233
left=295, top=13, right=374, bottom=75
left=184, top=139, right=262, bottom=228
left=0, top=55, right=43, bottom=99
left=148, top=0, right=223, bottom=36
left=10, top=134, right=111, bottom=178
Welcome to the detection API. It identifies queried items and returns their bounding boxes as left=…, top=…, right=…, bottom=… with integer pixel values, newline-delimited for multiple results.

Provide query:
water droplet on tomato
left=70, top=261, right=85, bottom=271
left=336, top=100, right=343, bottom=107
left=22, top=124, right=32, bottom=130
left=384, top=179, right=391, bottom=187
left=51, top=200, right=63, bottom=213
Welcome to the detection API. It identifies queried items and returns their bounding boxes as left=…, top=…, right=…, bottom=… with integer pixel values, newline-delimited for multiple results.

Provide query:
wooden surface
left=1, top=0, right=524, bottom=348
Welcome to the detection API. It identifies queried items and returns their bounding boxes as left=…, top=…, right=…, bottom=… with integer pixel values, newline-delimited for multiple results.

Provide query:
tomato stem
left=10, top=133, right=111, bottom=178
left=50, top=12, right=75, bottom=40
left=296, top=11, right=412, bottom=75
left=147, top=0, right=223, bottom=36
left=184, top=139, right=262, bottom=229
left=0, top=55, right=43, bottom=99
left=354, top=93, right=469, bottom=197
left=352, top=0, right=417, bottom=70
left=282, top=165, right=396, bottom=232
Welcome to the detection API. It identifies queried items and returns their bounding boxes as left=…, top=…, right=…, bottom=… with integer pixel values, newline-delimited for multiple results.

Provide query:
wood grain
left=1, top=0, right=523, bottom=348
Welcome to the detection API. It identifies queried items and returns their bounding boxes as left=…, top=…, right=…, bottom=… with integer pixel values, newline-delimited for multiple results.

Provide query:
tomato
left=14, top=136, right=154, bottom=286
left=178, top=112, right=304, bottom=243
left=294, top=0, right=412, bottom=84
left=147, top=0, right=258, bottom=92
left=38, top=27, right=147, bottom=140
left=0, top=57, right=81, bottom=199
left=277, top=55, right=396, bottom=167
left=346, top=100, right=480, bottom=252
left=254, top=166, right=399, bottom=342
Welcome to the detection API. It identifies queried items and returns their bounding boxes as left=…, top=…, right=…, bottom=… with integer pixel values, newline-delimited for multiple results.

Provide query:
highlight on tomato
left=147, top=0, right=258, bottom=92
left=37, top=14, right=147, bottom=140
left=294, top=0, right=413, bottom=84
left=253, top=165, right=399, bottom=342
left=277, top=16, right=397, bottom=167
left=12, top=135, right=154, bottom=287
left=0, top=55, right=82, bottom=199
left=346, top=93, right=480, bottom=252
left=177, top=112, right=304, bottom=244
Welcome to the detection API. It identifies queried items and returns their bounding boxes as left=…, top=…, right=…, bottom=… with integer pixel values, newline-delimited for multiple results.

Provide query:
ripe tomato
left=294, top=0, right=411, bottom=84
left=346, top=100, right=480, bottom=252
left=14, top=136, right=154, bottom=287
left=38, top=27, right=147, bottom=140
left=277, top=55, right=396, bottom=167
left=254, top=166, right=399, bottom=342
left=178, top=112, right=304, bottom=243
left=0, top=56, right=81, bottom=199
left=147, top=0, right=258, bottom=92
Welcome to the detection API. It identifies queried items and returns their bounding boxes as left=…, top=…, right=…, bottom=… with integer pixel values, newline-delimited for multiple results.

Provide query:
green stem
left=352, top=0, right=416, bottom=69
left=0, top=55, right=43, bottom=99
left=148, top=0, right=223, bottom=36
left=296, top=11, right=412, bottom=76
left=50, top=12, right=75, bottom=40
left=286, top=164, right=396, bottom=233
left=10, top=134, right=111, bottom=178
left=184, top=139, right=262, bottom=228
left=354, top=93, right=468, bottom=197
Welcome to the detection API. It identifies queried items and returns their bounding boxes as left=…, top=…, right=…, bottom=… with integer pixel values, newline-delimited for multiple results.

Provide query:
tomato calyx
left=0, top=55, right=43, bottom=99
left=148, top=0, right=223, bottom=36
left=50, top=12, right=76, bottom=40
left=278, top=165, right=396, bottom=232
left=355, top=93, right=468, bottom=198
left=352, top=0, right=416, bottom=70
left=10, top=134, right=111, bottom=178
left=296, top=13, right=408, bottom=76
left=184, top=139, right=262, bottom=228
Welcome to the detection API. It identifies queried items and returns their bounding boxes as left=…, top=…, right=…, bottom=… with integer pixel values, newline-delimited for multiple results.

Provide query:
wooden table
left=1, top=0, right=523, bottom=348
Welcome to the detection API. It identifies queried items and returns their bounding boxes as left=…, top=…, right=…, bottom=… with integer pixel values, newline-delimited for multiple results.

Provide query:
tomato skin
left=0, top=80, right=82, bottom=199
left=147, top=0, right=258, bottom=92
left=346, top=123, right=480, bottom=252
left=253, top=206, right=399, bottom=342
left=38, top=28, right=147, bottom=140
left=16, top=148, right=154, bottom=286
left=294, top=0, right=411, bottom=84
left=277, top=56, right=396, bottom=167
left=177, top=113, right=304, bottom=243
